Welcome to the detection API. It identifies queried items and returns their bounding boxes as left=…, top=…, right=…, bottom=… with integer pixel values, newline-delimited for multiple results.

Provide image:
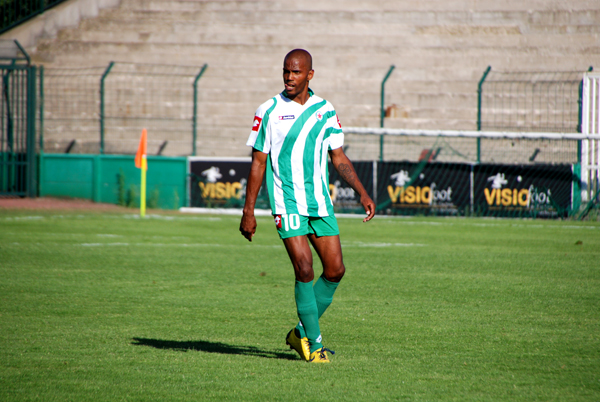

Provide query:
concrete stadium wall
left=3, top=0, right=600, bottom=159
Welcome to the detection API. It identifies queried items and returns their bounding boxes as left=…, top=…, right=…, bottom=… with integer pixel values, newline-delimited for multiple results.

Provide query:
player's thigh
left=308, top=233, right=344, bottom=277
left=282, top=235, right=315, bottom=281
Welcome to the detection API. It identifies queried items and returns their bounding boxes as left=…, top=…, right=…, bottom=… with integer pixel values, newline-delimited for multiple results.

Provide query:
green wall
left=39, top=154, right=187, bottom=210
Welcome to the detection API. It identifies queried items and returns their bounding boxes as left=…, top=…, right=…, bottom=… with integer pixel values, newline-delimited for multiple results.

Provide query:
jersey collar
left=281, top=87, right=314, bottom=99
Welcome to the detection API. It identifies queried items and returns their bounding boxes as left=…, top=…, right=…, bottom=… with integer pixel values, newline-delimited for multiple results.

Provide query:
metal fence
left=477, top=67, right=592, bottom=133
left=0, top=0, right=68, bottom=34
left=0, top=40, right=38, bottom=197
left=343, top=127, right=600, bottom=219
left=581, top=72, right=600, bottom=212
left=43, top=62, right=207, bottom=156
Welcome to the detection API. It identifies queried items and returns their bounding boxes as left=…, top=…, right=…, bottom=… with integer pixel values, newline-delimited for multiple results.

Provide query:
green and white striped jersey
left=247, top=89, right=344, bottom=217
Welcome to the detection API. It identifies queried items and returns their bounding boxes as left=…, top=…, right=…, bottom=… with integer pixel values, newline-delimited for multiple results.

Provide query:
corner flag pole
left=134, top=129, right=148, bottom=218
left=140, top=156, right=147, bottom=217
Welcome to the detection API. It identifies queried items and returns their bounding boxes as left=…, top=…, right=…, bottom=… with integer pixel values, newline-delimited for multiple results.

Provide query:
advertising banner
left=189, top=158, right=374, bottom=212
left=377, top=162, right=471, bottom=215
left=189, top=158, right=271, bottom=209
left=474, top=164, right=573, bottom=217
left=188, top=158, right=575, bottom=218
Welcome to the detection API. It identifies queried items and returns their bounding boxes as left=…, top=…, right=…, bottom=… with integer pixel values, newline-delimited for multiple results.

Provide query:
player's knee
left=294, top=257, right=314, bottom=282
left=324, top=261, right=345, bottom=283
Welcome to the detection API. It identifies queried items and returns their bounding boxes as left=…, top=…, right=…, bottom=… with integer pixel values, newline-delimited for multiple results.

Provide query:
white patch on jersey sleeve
left=246, top=98, right=275, bottom=152
left=328, top=130, right=344, bottom=150
left=327, top=105, right=344, bottom=150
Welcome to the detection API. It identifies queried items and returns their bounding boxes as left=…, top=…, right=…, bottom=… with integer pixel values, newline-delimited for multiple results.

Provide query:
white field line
left=76, top=241, right=425, bottom=248
left=342, top=241, right=425, bottom=247
left=2, top=213, right=597, bottom=231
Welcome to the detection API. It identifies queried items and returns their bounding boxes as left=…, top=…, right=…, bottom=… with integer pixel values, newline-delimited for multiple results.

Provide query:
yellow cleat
left=308, top=347, right=335, bottom=363
left=286, top=328, right=310, bottom=361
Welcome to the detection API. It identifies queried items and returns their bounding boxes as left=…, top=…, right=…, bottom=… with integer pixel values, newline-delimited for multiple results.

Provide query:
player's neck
left=283, top=88, right=313, bottom=105
left=288, top=91, right=309, bottom=105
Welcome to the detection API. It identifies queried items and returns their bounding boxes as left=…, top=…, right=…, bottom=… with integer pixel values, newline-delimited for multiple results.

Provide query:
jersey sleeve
left=327, top=108, right=344, bottom=150
left=246, top=98, right=275, bottom=154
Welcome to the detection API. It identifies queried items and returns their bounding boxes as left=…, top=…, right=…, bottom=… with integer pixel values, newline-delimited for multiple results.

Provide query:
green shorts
left=273, top=213, right=339, bottom=239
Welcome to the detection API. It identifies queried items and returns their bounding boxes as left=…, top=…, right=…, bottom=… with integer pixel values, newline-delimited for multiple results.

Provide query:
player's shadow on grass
left=131, top=337, right=298, bottom=360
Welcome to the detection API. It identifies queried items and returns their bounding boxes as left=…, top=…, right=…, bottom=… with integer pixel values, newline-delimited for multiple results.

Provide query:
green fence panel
left=40, top=154, right=187, bottom=210
left=98, top=155, right=186, bottom=209
left=40, top=154, right=94, bottom=199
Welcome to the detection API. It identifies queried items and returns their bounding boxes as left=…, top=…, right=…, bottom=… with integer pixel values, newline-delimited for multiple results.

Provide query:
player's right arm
left=239, top=149, right=268, bottom=242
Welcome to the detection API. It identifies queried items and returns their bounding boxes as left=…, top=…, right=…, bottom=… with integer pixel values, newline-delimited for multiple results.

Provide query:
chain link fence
left=478, top=68, right=591, bottom=133
left=42, top=62, right=207, bottom=156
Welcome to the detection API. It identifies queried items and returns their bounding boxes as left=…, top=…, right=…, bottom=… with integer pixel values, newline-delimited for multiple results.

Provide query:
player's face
left=283, top=56, right=313, bottom=102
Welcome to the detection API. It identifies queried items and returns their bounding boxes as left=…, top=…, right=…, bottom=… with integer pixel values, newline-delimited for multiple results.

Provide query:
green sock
left=295, top=280, right=322, bottom=353
left=314, top=275, right=340, bottom=317
left=296, top=275, right=340, bottom=341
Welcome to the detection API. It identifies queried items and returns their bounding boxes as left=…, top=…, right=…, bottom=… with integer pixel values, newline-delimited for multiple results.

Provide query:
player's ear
left=307, top=69, right=314, bottom=81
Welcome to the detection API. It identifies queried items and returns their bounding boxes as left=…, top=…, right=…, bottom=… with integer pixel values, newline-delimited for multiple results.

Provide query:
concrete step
left=36, top=42, right=600, bottom=85
left=120, top=0, right=599, bottom=13
left=105, top=7, right=600, bottom=27
left=67, top=23, right=600, bottom=51
left=46, top=15, right=598, bottom=47
left=35, top=39, right=596, bottom=68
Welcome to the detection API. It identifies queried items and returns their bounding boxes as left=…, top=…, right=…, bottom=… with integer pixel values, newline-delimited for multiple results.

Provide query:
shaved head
left=282, top=49, right=314, bottom=104
left=284, top=49, right=312, bottom=70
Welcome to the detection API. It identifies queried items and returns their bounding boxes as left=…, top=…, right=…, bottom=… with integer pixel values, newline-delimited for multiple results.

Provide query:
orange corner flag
left=134, top=128, right=147, bottom=170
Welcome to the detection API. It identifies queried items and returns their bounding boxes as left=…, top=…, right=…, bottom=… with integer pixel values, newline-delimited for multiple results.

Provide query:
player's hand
left=239, top=213, right=257, bottom=242
left=361, top=195, right=376, bottom=222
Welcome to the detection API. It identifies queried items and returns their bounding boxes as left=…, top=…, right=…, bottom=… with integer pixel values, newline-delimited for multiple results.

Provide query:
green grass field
left=1, top=210, right=599, bottom=401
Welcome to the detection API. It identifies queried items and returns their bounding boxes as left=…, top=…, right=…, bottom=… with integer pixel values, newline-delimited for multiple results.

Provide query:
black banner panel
left=189, top=159, right=262, bottom=208
left=327, top=161, right=374, bottom=213
left=473, top=164, right=573, bottom=217
left=377, top=162, right=471, bottom=215
left=188, top=158, right=575, bottom=218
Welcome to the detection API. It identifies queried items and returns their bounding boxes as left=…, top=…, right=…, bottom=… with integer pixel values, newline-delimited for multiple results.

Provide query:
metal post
left=476, top=66, right=491, bottom=164
left=192, top=63, right=208, bottom=156
left=26, top=66, right=37, bottom=197
left=577, top=66, right=594, bottom=163
left=372, top=160, right=378, bottom=208
left=99, top=61, right=114, bottom=155
left=3, top=66, right=14, bottom=156
left=38, top=65, right=44, bottom=197
left=39, top=65, right=44, bottom=153
left=14, top=40, right=30, bottom=65
left=380, top=65, right=395, bottom=162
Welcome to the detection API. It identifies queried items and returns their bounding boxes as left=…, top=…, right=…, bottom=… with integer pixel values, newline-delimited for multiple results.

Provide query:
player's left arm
left=329, top=147, right=376, bottom=222
left=240, top=149, right=268, bottom=241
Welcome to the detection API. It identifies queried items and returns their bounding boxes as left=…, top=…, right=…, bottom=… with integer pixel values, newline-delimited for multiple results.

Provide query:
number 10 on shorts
left=274, top=214, right=300, bottom=231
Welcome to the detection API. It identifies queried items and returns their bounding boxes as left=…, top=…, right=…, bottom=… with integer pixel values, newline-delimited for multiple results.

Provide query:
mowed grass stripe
left=0, top=211, right=598, bottom=401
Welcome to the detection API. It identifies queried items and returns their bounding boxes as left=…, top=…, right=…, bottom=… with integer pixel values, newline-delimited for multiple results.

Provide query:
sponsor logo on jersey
left=252, top=116, right=262, bottom=131
left=316, top=111, right=323, bottom=121
left=274, top=215, right=282, bottom=229
left=278, top=115, right=295, bottom=120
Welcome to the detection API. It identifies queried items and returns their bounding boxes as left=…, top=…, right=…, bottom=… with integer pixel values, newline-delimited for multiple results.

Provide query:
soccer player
left=239, top=49, right=375, bottom=363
